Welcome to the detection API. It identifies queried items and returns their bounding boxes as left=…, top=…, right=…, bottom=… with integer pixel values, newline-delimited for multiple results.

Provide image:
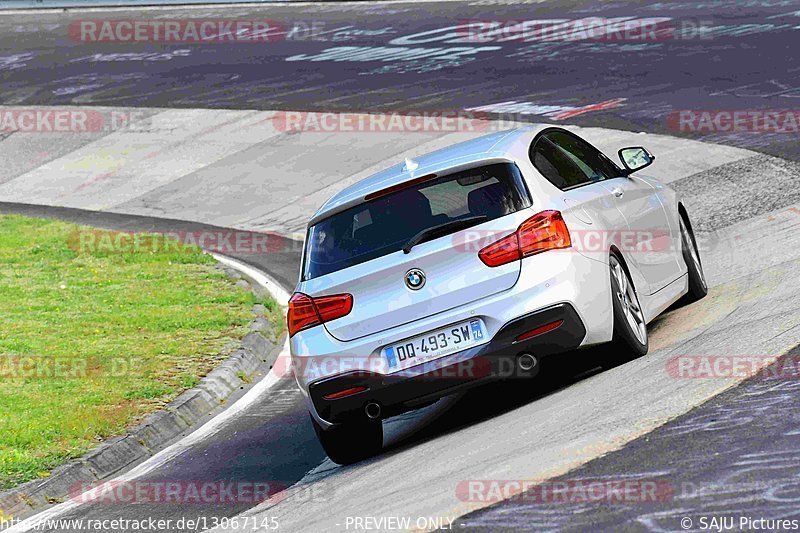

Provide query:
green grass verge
left=0, top=215, right=281, bottom=490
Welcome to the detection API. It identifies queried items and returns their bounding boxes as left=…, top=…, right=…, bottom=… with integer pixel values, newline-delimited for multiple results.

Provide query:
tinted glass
left=303, top=163, right=531, bottom=280
left=531, top=131, right=621, bottom=190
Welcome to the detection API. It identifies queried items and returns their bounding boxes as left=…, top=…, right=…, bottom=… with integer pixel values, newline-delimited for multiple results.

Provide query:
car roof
left=308, top=124, right=551, bottom=226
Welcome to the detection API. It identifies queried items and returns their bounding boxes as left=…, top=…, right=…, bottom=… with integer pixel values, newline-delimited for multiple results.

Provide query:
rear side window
left=530, top=131, right=621, bottom=190
left=303, top=163, right=531, bottom=280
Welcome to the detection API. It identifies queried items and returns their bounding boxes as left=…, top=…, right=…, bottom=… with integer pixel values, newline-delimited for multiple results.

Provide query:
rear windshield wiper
left=402, top=215, right=488, bottom=254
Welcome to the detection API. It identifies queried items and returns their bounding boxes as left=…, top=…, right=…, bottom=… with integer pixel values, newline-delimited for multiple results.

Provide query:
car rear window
left=302, top=162, right=531, bottom=280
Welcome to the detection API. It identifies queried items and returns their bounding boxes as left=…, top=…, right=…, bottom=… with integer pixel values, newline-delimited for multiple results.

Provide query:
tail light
left=287, top=292, right=353, bottom=337
left=479, top=210, right=571, bottom=267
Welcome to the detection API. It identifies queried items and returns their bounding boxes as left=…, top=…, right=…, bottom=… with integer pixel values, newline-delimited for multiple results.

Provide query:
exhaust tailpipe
left=365, top=402, right=382, bottom=420
left=518, top=353, right=537, bottom=372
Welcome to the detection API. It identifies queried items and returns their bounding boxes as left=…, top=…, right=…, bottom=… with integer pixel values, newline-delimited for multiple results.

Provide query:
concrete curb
left=0, top=257, right=286, bottom=521
left=0, top=106, right=754, bottom=240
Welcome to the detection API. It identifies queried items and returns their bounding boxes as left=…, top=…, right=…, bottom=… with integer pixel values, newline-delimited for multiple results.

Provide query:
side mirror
left=618, top=147, right=655, bottom=175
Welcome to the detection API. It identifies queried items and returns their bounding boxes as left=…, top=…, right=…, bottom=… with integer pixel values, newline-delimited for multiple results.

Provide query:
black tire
left=310, top=414, right=383, bottom=465
left=679, top=212, right=708, bottom=304
left=609, top=254, right=648, bottom=361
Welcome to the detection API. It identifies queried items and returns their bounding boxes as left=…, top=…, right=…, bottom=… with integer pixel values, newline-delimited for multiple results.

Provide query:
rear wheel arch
left=606, top=247, right=649, bottom=360
left=677, top=202, right=693, bottom=232
left=676, top=202, right=708, bottom=303
left=608, top=246, right=638, bottom=294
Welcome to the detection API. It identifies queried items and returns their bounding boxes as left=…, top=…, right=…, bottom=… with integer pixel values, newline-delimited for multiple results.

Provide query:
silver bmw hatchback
left=289, top=125, right=707, bottom=464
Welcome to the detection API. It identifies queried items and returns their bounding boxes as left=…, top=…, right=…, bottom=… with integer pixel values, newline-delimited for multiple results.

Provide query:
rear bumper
left=308, top=303, right=585, bottom=425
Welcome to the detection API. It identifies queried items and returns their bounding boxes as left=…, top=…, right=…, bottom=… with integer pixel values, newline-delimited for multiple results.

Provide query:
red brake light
left=287, top=292, right=353, bottom=337
left=287, top=293, right=319, bottom=337
left=478, top=232, right=521, bottom=267
left=479, top=210, right=571, bottom=267
left=313, top=293, right=353, bottom=322
left=363, top=173, right=437, bottom=201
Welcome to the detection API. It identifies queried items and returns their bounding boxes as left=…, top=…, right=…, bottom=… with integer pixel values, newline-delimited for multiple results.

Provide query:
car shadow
left=379, top=343, right=631, bottom=457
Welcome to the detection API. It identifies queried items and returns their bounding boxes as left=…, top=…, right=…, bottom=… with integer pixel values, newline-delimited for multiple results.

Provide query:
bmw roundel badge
left=405, top=268, right=426, bottom=290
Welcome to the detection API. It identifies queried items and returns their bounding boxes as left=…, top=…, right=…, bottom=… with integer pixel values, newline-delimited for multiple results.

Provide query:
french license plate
left=383, top=319, right=487, bottom=373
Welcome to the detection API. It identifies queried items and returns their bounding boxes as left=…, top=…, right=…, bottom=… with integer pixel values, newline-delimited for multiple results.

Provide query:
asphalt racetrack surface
left=2, top=0, right=800, bottom=160
left=3, top=1, right=800, bottom=532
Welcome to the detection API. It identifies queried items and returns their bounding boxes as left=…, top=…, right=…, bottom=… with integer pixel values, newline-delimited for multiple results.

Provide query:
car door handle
left=611, top=187, right=624, bottom=198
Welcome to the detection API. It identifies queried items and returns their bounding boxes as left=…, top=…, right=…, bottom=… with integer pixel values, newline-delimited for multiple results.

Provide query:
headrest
left=389, top=190, right=433, bottom=227
left=468, top=183, right=510, bottom=219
